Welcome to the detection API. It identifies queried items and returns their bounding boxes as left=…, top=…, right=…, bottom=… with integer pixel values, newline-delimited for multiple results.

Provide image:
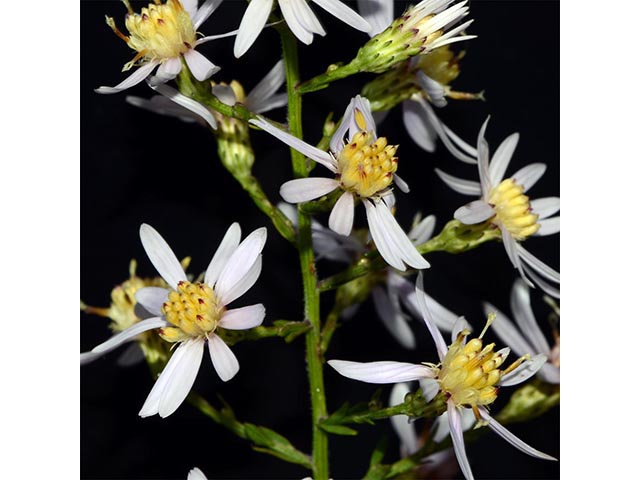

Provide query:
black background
left=81, top=1, right=559, bottom=478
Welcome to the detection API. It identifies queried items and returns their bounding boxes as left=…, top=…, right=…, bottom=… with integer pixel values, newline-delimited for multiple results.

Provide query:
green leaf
left=244, top=423, right=312, bottom=469
left=318, top=423, right=359, bottom=436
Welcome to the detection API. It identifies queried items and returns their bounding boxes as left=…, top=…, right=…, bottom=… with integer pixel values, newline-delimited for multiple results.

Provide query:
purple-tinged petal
left=328, top=360, right=435, bottom=383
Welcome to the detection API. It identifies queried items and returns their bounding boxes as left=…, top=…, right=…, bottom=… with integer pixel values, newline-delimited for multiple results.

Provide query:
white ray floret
left=328, top=273, right=556, bottom=479
left=81, top=222, right=267, bottom=418
left=97, top=0, right=236, bottom=94
left=234, top=0, right=371, bottom=58
left=436, top=118, right=560, bottom=298
left=250, top=95, right=429, bottom=272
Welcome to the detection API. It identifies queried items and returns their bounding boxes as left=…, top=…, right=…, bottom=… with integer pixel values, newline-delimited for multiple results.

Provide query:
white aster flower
left=483, top=279, right=560, bottom=384
left=81, top=222, right=267, bottom=418
left=328, top=273, right=555, bottom=480
left=125, top=60, right=288, bottom=129
left=97, top=0, right=236, bottom=94
left=250, top=95, right=429, bottom=271
left=436, top=118, right=560, bottom=298
left=358, top=0, right=478, bottom=160
left=234, top=0, right=371, bottom=58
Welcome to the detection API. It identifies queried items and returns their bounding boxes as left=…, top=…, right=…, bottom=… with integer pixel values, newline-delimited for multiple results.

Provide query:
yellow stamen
left=435, top=316, right=526, bottom=409
left=161, top=281, right=224, bottom=341
left=110, top=0, right=196, bottom=67
left=488, top=178, right=540, bottom=240
left=336, top=129, right=398, bottom=198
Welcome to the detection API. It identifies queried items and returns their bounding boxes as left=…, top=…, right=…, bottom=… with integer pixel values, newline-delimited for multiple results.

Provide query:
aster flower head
left=484, top=279, right=560, bottom=384
left=81, top=222, right=267, bottom=418
left=234, top=0, right=372, bottom=58
left=97, top=0, right=234, bottom=94
left=328, top=273, right=555, bottom=480
left=250, top=96, right=428, bottom=272
left=436, top=118, right=560, bottom=298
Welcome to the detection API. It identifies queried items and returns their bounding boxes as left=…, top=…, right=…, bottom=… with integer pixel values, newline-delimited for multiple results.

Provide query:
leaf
left=318, top=423, right=359, bottom=436
left=244, top=423, right=312, bottom=468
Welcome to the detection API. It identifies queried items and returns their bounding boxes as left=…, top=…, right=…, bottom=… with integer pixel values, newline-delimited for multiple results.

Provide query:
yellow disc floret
left=436, top=316, right=529, bottom=413
left=336, top=113, right=398, bottom=198
left=107, top=0, right=196, bottom=71
left=416, top=46, right=462, bottom=87
left=160, top=281, right=224, bottom=342
left=488, top=178, right=540, bottom=240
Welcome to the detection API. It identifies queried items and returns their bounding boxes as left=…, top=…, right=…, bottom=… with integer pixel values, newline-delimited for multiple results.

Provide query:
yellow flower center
left=107, top=0, right=196, bottom=71
left=336, top=111, right=398, bottom=198
left=416, top=46, right=462, bottom=87
left=488, top=178, right=540, bottom=241
left=159, top=281, right=224, bottom=342
left=437, top=316, right=527, bottom=411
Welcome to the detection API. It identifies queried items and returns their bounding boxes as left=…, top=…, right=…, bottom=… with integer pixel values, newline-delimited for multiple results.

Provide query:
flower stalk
left=279, top=24, right=330, bottom=479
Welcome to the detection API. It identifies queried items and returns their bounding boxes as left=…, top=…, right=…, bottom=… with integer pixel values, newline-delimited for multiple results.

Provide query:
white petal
left=80, top=351, right=106, bottom=366
left=413, top=98, right=477, bottom=163
left=500, top=353, right=547, bottom=387
left=208, top=333, right=240, bottom=381
left=328, top=360, right=434, bottom=383
left=536, top=217, right=560, bottom=236
left=516, top=244, right=560, bottom=283
left=211, top=85, right=237, bottom=106
left=408, top=215, right=436, bottom=245
left=139, top=223, right=188, bottom=289
left=139, top=338, right=204, bottom=418
left=432, top=408, right=476, bottom=444
left=538, top=363, right=561, bottom=384
left=477, top=117, right=492, bottom=198
left=501, top=228, right=527, bottom=282
left=215, top=228, right=267, bottom=305
left=91, top=317, right=168, bottom=355
left=192, top=0, right=224, bottom=29
left=311, top=0, right=372, bottom=32
left=329, top=191, right=355, bottom=236
left=402, top=288, right=459, bottom=333
left=183, top=49, right=220, bottom=82
left=330, top=97, right=357, bottom=153
left=182, top=0, right=198, bottom=18
left=187, top=467, right=208, bottom=480
left=512, top=163, right=547, bottom=192
left=419, top=377, right=440, bottom=403
left=402, top=99, right=437, bottom=152
left=158, top=339, right=205, bottom=417
left=234, top=0, right=273, bottom=57
left=250, top=93, right=288, bottom=114
left=204, top=223, right=242, bottom=287
left=116, top=343, right=146, bottom=367
left=95, top=61, right=159, bottom=94
left=352, top=96, right=377, bottom=135
left=372, top=286, right=416, bottom=349
left=450, top=316, right=471, bottom=344
left=435, top=169, right=481, bottom=196
left=152, top=57, right=182, bottom=84
left=489, top=132, right=519, bottom=185
left=522, top=263, right=560, bottom=299
left=393, top=173, right=410, bottom=193
left=448, top=402, right=475, bottom=480
left=364, top=200, right=403, bottom=270
left=454, top=200, right=495, bottom=224
left=250, top=116, right=337, bottom=171
left=416, top=72, right=447, bottom=107
left=416, top=272, right=448, bottom=360
left=279, top=0, right=315, bottom=44
left=135, top=287, right=169, bottom=316
left=478, top=408, right=557, bottom=461
left=389, top=383, right=419, bottom=455
left=280, top=177, right=340, bottom=203
left=483, top=302, right=533, bottom=359
left=289, top=0, right=326, bottom=35
left=219, top=304, right=266, bottom=330
left=125, top=95, right=200, bottom=123
left=147, top=81, right=218, bottom=130
left=357, top=0, right=394, bottom=36
left=510, top=279, right=550, bottom=354
left=246, top=60, right=286, bottom=108
left=195, top=29, right=241, bottom=46
left=369, top=201, right=430, bottom=270
left=530, top=197, right=560, bottom=220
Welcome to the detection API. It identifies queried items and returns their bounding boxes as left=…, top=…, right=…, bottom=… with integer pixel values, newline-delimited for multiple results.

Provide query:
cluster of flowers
left=82, top=0, right=559, bottom=478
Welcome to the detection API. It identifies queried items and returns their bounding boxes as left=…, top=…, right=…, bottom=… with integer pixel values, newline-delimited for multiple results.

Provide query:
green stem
left=298, top=59, right=362, bottom=94
left=279, top=25, right=330, bottom=480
